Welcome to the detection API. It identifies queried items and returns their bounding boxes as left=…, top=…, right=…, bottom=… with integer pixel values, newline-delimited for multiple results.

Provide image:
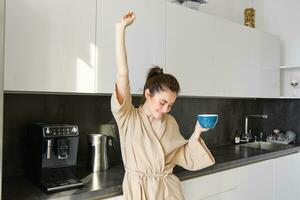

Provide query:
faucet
left=241, top=114, right=268, bottom=142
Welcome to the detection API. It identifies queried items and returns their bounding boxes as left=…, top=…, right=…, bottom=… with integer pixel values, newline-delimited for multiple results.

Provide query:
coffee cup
left=197, top=114, right=218, bottom=129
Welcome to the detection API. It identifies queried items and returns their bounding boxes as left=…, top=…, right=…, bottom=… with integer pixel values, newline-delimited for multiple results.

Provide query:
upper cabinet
left=165, top=3, right=215, bottom=96
left=4, top=0, right=279, bottom=97
left=4, top=0, right=97, bottom=93
left=258, top=32, right=280, bottom=97
left=166, top=2, right=280, bottom=98
left=255, top=0, right=300, bottom=67
left=211, top=16, right=261, bottom=97
left=97, top=0, right=165, bottom=94
left=4, top=0, right=165, bottom=94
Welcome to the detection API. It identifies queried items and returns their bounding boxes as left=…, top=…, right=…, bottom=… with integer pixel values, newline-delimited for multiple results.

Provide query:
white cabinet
left=182, top=157, right=280, bottom=200
left=200, top=189, right=239, bottom=200
left=4, top=0, right=165, bottom=94
left=274, top=152, right=300, bottom=200
left=4, top=0, right=97, bottom=93
left=4, top=0, right=280, bottom=96
left=166, top=2, right=280, bottom=97
left=114, top=196, right=123, bottom=200
left=103, top=152, right=300, bottom=200
left=258, top=32, right=280, bottom=97
left=165, top=3, right=215, bottom=96
left=182, top=159, right=274, bottom=200
left=211, top=17, right=261, bottom=97
left=238, top=159, right=274, bottom=200
left=182, top=167, right=240, bottom=200
left=97, top=0, right=165, bottom=94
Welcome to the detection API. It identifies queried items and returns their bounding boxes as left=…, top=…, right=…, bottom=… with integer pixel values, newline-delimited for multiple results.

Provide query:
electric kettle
left=87, top=134, right=116, bottom=172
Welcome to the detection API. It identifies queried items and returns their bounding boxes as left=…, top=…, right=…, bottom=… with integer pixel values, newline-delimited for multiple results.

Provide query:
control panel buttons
left=71, top=127, right=78, bottom=133
left=44, top=126, right=78, bottom=137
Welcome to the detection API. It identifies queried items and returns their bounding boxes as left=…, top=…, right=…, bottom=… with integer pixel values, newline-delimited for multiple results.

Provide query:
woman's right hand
left=117, top=11, right=136, bottom=29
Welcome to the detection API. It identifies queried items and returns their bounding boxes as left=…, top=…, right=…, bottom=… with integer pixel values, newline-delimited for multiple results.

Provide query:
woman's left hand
left=192, top=121, right=209, bottom=139
left=196, top=121, right=209, bottom=133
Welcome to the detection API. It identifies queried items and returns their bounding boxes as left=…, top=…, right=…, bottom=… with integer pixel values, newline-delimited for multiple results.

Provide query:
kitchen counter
left=3, top=143, right=300, bottom=200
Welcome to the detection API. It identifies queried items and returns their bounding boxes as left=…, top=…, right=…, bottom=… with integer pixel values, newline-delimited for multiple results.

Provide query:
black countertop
left=3, top=143, right=300, bottom=200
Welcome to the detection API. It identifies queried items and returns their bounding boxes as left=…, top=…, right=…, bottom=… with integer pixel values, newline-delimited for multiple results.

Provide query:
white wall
left=253, top=0, right=300, bottom=96
left=254, top=0, right=300, bottom=66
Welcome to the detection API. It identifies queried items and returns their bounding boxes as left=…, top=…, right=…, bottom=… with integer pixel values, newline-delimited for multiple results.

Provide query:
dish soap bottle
left=234, top=130, right=240, bottom=144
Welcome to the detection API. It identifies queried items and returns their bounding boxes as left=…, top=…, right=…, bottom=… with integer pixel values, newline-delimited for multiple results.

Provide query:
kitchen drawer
left=182, top=167, right=240, bottom=200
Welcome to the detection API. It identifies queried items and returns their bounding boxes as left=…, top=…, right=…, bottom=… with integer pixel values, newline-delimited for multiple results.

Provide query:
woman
left=111, top=12, right=215, bottom=200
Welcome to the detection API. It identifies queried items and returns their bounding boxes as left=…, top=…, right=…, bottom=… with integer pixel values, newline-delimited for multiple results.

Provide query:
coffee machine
left=25, top=123, right=84, bottom=193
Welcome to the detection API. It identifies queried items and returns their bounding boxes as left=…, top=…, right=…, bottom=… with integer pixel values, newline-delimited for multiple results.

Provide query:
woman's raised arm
left=115, top=12, right=135, bottom=105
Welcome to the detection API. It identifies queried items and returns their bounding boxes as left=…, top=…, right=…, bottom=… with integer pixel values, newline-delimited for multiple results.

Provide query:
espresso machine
left=25, top=123, right=84, bottom=193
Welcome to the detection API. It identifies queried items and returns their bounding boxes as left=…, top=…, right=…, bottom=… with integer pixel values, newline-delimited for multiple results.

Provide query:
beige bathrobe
left=111, top=85, right=215, bottom=200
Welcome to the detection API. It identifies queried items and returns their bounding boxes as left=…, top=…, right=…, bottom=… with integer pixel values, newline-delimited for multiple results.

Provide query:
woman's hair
left=140, top=66, right=180, bottom=105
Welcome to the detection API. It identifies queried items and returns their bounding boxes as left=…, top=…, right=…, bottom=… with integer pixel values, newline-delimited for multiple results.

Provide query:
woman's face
left=145, top=89, right=177, bottom=119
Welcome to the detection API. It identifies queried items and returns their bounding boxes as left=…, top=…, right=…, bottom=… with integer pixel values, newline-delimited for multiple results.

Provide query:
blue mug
left=197, top=114, right=218, bottom=129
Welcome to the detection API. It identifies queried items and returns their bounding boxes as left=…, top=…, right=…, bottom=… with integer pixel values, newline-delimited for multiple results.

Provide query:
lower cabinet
left=200, top=189, right=239, bottom=200
left=182, top=152, right=300, bottom=200
left=238, top=159, right=274, bottom=200
left=102, top=152, right=300, bottom=200
left=274, top=152, right=300, bottom=200
left=182, top=167, right=240, bottom=200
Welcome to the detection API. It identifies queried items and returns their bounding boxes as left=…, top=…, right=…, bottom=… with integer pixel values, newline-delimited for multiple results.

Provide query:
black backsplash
left=261, top=99, right=300, bottom=144
left=170, top=97, right=262, bottom=144
left=3, top=93, right=298, bottom=177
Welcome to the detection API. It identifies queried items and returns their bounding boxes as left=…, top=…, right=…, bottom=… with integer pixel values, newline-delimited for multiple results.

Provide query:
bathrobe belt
left=125, top=167, right=172, bottom=178
left=125, top=167, right=174, bottom=198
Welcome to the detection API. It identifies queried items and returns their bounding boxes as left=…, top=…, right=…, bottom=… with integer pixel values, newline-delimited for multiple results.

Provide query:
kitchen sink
left=239, top=141, right=293, bottom=151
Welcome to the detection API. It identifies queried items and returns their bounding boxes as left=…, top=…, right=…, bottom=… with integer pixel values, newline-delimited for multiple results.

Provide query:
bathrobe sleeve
left=170, top=117, right=215, bottom=171
left=111, top=83, right=134, bottom=131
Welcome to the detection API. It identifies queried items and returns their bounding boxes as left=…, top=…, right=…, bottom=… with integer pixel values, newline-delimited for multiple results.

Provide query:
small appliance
left=87, top=134, right=117, bottom=172
left=25, top=123, right=84, bottom=193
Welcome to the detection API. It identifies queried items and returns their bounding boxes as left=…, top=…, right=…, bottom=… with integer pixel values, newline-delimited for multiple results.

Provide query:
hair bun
left=146, top=66, right=163, bottom=80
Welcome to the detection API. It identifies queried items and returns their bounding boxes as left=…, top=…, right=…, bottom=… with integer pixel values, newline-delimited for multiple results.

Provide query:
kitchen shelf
left=280, top=65, right=300, bottom=69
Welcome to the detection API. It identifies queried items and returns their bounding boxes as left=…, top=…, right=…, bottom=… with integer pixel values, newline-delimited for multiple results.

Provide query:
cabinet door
left=258, top=32, right=280, bottom=97
left=97, top=0, right=165, bottom=94
left=166, top=2, right=260, bottom=97
left=182, top=167, right=240, bottom=200
left=166, top=2, right=280, bottom=98
left=201, top=189, right=239, bottom=200
left=5, top=0, right=97, bottom=93
left=239, top=159, right=274, bottom=200
left=274, top=152, right=300, bottom=200
left=212, top=19, right=261, bottom=97
left=166, top=2, right=215, bottom=96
